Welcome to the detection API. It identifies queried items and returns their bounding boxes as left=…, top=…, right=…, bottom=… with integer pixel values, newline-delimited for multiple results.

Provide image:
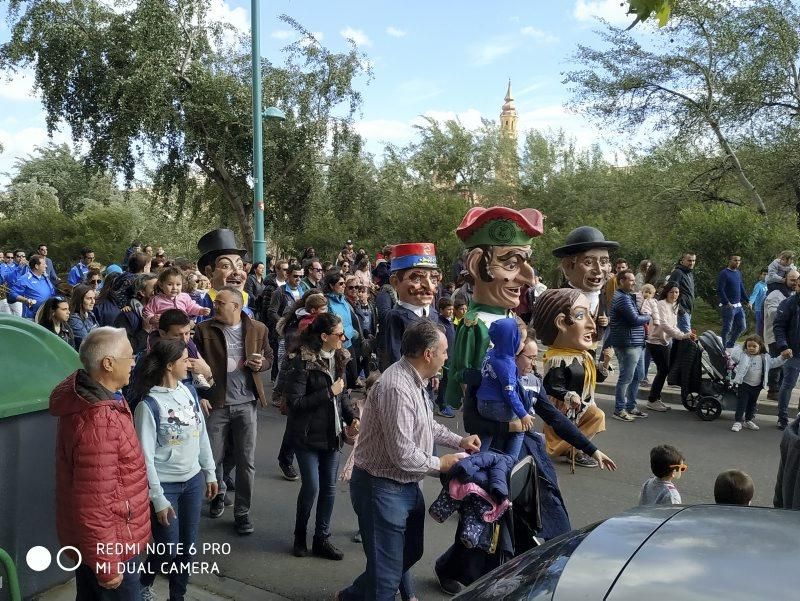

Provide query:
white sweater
left=647, top=300, right=691, bottom=346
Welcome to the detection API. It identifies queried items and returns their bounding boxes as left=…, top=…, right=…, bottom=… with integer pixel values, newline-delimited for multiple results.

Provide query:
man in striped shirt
left=338, top=320, right=480, bottom=601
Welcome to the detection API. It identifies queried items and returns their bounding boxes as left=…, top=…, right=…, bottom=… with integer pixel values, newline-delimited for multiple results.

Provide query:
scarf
left=542, top=347, right=597, bottom=404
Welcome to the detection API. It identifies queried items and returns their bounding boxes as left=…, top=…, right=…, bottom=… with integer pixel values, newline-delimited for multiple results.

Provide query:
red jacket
left=49, top=370, right=151, bottom=583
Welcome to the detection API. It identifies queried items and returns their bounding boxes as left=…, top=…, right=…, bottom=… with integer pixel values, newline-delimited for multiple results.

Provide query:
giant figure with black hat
left=552, top=226, right=619, bottom=349
left=196, top=228, right=254, bottom=321
left=444, top=206, right=544, bottom=408
left=383, top=243, right=440, bottom=367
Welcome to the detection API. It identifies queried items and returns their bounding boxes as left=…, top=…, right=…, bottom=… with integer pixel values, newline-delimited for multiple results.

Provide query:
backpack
left=137, top=384, right=202, bottom=447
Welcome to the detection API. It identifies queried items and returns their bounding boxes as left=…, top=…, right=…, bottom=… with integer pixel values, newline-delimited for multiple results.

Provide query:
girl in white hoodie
left=132, top=338, right=218, bottom=601
left=729, top=334, right=786, bottom=432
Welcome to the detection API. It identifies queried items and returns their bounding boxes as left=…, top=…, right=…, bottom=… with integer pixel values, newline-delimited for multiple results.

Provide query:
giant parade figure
left=445, top=206, right=544, bottom=408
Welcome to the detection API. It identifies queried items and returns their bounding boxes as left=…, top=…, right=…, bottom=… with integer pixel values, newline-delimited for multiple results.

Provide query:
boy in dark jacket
left=476, top=318, right=533, bottom=458
left=435, top=297, right=457, bottom=418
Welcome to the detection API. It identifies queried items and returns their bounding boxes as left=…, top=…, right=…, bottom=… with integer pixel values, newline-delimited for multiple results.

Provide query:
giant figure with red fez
left=383, top=243, right=440, bottom=366
left=196, top=229, right=253, bottom=320
left=445, top=206, right=544, bottom=407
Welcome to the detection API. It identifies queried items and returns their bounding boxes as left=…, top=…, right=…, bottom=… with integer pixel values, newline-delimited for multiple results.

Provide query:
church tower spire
left=500, top=79, right=518, bottom=140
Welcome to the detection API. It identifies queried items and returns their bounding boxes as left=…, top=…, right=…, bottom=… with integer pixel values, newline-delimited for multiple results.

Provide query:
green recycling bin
left=0, top=314, right=81, bottom=599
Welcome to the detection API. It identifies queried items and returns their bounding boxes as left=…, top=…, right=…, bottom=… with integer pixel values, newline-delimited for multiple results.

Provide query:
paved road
left=185, top=387, right=787, bottom=601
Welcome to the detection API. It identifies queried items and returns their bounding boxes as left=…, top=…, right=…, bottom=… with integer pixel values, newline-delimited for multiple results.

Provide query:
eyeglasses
left=669, top=463, right=688, bottom=472
left=4, top=255, right=13, bottom=260
left=15, top=254, right=25, bottom=258
left=346, top=285, right=363, bottom=290
left=312, top=267, right=323, bottom=272
left=54, top=296, right=66, bottom=302
left=90, top=279, right=102, bottom=285
left=335, top=281, right=345, bottom=286
left=518, top=353, right=537, bottom=361
left=334, top=332, right=348, bottom=341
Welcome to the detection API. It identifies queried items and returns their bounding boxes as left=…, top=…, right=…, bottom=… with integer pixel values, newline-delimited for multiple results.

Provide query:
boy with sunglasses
left=639, top=444, right=687, bottom=505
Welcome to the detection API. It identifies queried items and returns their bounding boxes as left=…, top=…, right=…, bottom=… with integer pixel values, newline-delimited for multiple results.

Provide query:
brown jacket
left=195, top=313, right=273, bottom=408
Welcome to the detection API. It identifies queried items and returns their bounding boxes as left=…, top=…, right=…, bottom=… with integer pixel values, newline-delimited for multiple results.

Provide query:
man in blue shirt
left=9, top=254, right=56, bottom=319
left=717, top=255, right=749, bottom=348
left=2, top=249, right=28, bottom=316
left=68, top=247, right=95, bottom=286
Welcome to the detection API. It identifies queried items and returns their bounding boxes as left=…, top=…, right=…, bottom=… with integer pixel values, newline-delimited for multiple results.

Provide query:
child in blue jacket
left=476, top=317, right=534, bottom=458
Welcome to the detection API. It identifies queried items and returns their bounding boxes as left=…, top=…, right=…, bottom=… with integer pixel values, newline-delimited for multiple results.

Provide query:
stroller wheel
left=682, top=392, right=700, bottom=411
left=696, top=396, right=722, bottom=421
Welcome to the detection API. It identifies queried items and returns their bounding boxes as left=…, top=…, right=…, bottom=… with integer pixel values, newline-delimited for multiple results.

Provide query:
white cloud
left=472, top=42, right=515, bottom=66
left=0, top=119, right=73, bottom=184
left=573, top=0, right=631, bottom=25
left=340, top=26, right=371, bottom=47
left=417, top=109, right=485, bottom=130
left=207, top=0, right=249, bottom=33
left=520, top=26, right=559, bottom=44
left=0, top=70, right=38, bottom=101
left=270, top=30, right=293, bottom=40
left=386, top=26, right=407, bottom=38
left=354, top=119, right=414, bottom=145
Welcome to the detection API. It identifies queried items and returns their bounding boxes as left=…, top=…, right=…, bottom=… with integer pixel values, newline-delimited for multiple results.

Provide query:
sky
left=0, top=0, right=638, bottom=185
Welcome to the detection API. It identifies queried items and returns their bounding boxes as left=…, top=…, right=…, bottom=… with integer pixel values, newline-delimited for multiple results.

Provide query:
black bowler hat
left=552, top=226, right=619, bottom=258
left=197, top=229, right=246, bottom=272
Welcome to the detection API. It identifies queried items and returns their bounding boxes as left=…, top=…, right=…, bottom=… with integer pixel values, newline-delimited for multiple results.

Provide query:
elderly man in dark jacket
left=773, top=282, right=800, bottom=429
left=775, top=415, right=800, bottom=509
left=609, top=270, right=651, bottom=422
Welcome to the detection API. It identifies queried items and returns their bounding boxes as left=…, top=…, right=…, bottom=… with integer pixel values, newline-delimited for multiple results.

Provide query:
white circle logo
left=56, top=546, right=82, bottom=572
left=26, top=547, right=52, bottom=572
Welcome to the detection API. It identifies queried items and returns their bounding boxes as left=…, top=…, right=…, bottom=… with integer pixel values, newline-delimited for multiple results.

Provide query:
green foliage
left=627, top=0, right=674, bottom=28
left=670, top=204, right=800, bottom=308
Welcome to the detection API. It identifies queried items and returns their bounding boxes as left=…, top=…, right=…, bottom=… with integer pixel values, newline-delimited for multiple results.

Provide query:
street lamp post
left=250, top=0, right=284, bottom=265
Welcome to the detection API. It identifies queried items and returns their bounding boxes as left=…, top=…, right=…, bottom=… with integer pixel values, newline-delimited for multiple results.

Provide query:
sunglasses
left=670, top=463, right=688, bottom=473
left=15, top=254, right=25, bottom=258
left=335, top=332, right=348, bottom=341
left=346, top=285, right=365, bottom=291
left=4, top=256, right=13, bottom=260
left=90, top=279, right=102, bottom=284
left=335, top=281, right=345, bottom=286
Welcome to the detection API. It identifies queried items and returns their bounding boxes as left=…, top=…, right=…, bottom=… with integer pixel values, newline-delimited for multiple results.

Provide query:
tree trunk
left=707, top=118, right=767, bottom=215
left=197, top=155, right=253, bottom=251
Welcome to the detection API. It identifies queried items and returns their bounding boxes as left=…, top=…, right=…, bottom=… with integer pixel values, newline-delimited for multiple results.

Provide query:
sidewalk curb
left=595, top=382, right=781, bottom=417
left=193, top=573, right=292, bottom=601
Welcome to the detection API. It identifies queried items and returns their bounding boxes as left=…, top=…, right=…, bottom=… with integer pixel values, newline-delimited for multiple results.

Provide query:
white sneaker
left=646, top=400, right=669, bottom=412
left=743, top=420, right=760, bottom=431
left=731, top=422, right=742, bottom=432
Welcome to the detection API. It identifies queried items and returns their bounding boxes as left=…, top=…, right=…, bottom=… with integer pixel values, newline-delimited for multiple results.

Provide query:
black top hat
left=552, top=226, right=619, bottom=258
left=197, top=229, right=246, bottom=272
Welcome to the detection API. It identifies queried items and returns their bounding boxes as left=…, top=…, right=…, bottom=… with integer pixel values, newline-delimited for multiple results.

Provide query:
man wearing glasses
left=49, top=327, right=150, bottom=597
left=195, top=287, right=272, bottom=535
left=300, top=260, right=324, bottom=292
left=0, top=250, right=18, bottom=314
left=68, top=247, right=96, bottom=286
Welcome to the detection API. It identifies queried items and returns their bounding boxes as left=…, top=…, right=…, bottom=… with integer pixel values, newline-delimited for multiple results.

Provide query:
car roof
left=555, top=505, right=800, bottom=601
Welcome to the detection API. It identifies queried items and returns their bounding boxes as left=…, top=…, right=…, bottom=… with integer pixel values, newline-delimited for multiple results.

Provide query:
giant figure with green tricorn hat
left=444, top=206, right=544, bottom=408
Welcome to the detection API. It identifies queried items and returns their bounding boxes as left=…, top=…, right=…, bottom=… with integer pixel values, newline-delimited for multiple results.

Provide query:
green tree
left=565, top=0, right=768, bottom=214
left=1, top=2, right=368, bottom=250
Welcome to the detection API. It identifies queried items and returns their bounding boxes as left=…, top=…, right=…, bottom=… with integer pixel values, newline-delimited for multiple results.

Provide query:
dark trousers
left=278, top=423, right=295, bottom=467
left=735, top=382, right=761, bottom=422
left=75, top=557, right=141, bottom=601
left=647, top=343, right=671, bottom=401
left=207, top=401, right=257, bottom=516
left=768, top=342, right=784, bottom=393
left=721, top=305, right=746, bottom=348
left=294, top=446, right=340, bottom=538
left=140, top=472, right=204, bottom=600
left=342, top=468, right=425, bottom=601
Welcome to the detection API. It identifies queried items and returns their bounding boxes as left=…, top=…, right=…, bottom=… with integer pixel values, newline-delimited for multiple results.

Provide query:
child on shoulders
left=143, top=266, right=210, bottom=332
left=476, top=317, right=533, bottom=458
left=639, top=444, right=686, bottom=505
left=766, top=250, right=796, bottom=286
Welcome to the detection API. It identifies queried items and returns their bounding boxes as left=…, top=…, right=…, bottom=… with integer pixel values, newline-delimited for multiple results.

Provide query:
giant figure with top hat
left=196, top=228, right=254, bottom=321
left=444, top=206, right=544, bottom=408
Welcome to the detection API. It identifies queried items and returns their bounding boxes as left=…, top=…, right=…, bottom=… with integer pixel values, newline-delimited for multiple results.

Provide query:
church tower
left=497, top=79, right=520, bottom=192
left=499, top=79, right=518, bottom=141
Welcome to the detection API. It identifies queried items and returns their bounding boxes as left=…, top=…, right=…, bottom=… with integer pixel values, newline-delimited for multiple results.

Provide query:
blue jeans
left=677, top=311, right=692, bottom=333
left=140, top=471, right=205, bottom=601
left=614, top=346, right=644, bottom=413
left=76, top=557, right=142, bottom=601
left=778, top=356, right=800, bottom=425
left=755, top=310, right=764, bottom=338
left=342, top=468, right=426, bottom=601
left=477, top=400, right=524, bottom=458
left=295, top=446, right=340, bottom=538
left=721, top=305, right=746, bottom=348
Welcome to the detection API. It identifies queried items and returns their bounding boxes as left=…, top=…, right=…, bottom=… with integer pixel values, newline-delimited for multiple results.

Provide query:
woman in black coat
left=283, top=312, right=358, bottom=560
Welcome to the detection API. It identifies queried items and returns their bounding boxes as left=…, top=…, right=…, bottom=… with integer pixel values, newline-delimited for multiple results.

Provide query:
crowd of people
left=3, top=223, right=800, bottom=601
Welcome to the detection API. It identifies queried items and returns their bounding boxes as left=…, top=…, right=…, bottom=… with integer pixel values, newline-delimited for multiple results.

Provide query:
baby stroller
left=680, top=331, right=738, bottom=421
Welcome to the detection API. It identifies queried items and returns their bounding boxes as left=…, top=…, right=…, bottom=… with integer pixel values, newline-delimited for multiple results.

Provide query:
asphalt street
left=186, top=385, right=787, bottom=601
